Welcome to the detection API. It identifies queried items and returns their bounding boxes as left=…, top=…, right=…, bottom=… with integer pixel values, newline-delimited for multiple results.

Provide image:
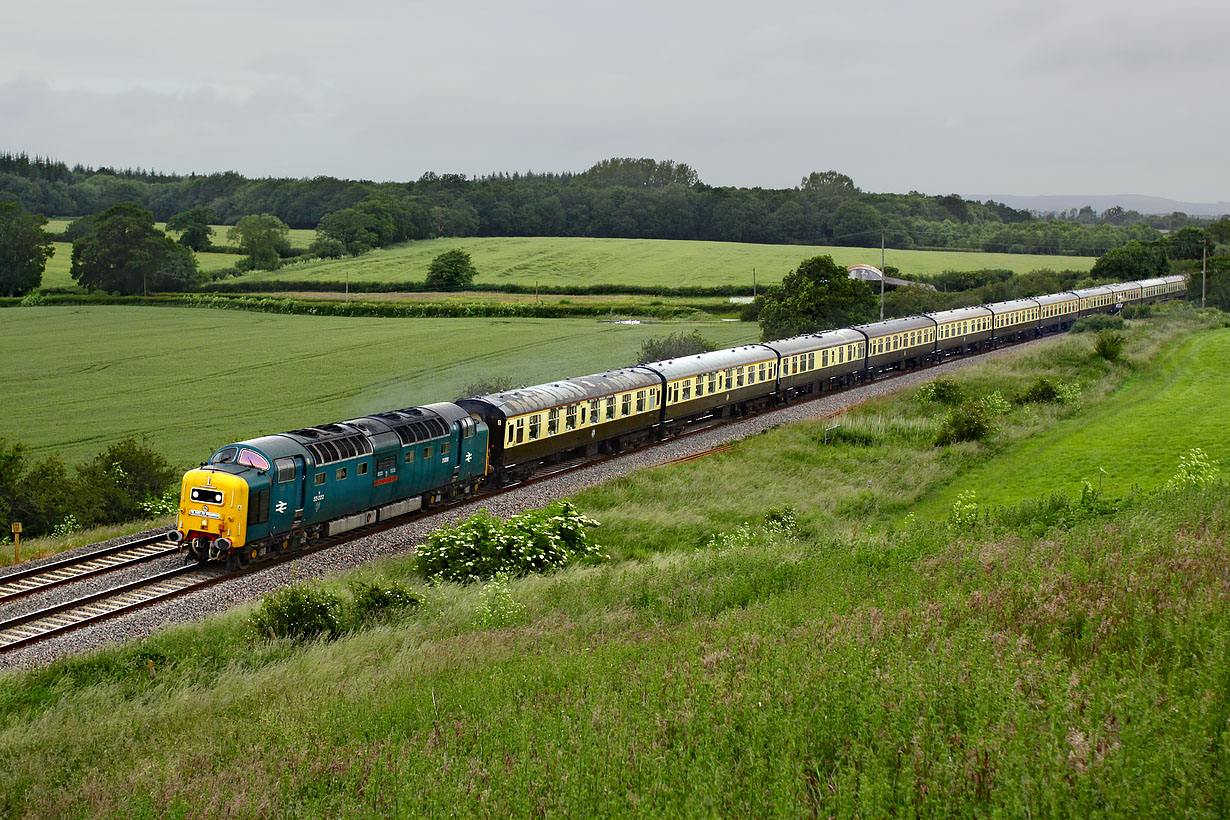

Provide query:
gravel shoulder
left=0, top=336, right=1062, bottom=670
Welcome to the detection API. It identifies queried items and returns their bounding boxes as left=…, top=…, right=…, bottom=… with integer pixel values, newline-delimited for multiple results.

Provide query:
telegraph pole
left=753, top=267, right=757, bottom=299
left=1202, top=238, right=1207, bottom=308
left=879, top=230, right=886, bottom=321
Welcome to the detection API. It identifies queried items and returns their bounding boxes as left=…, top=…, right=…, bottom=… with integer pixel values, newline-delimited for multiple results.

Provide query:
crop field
left=917, top=324, right=1230, bottom=513
left=0, top=307, right=756, bottom=468
left=2, top=311, right=1226, bottom=817
left=42, top=219, right=316, bottom=249
left=232, top=236, right=1096, bottom=290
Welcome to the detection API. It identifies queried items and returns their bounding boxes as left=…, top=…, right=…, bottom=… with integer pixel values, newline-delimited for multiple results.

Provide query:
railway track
left=0, top=534, right=178, bottom=603
left=0, top=565, right=225, bottom=651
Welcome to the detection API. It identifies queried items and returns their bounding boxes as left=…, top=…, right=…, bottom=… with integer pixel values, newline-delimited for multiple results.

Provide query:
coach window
left=636, top=390, right=646, bottom=412
left=314, top=472, right=325, bottom=486
left=707, top=373, right=716, bottom=393
left=548, top=408, right=560, bottom=435
left=735, top=368, right=744, bottom=387
left=529, top=414, right=541, bottom=440
left=758, top=363, right=766, bottom=381
left=603, top=396, right=615, bottom=420
left=507, top=424, right=515, bottom=444
left=695, top=376, right=704, bottom=397
left=807, top=352, right=815, bottom=369
left=589, top=399, right=600, bottom=424
left=621, top=394, right=632, bottom=416
left=682, top=380, right=691, bottom=400
left=566, top=405, right=577, bottom=431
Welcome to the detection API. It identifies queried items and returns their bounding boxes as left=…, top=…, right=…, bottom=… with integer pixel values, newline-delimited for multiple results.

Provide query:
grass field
left=1, top=310, right=1226, bottom=817
left=915, top=325, right=1230, bottom=514
left=0, top=307, right=756, bottom=468
left=231, top=236, right=1096, bottom=290
left=43, top=219, right=317, bottom=249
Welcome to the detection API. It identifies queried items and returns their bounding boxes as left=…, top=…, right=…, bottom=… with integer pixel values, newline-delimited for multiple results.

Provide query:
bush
left=71, top=437, right=176, bottom=527
left=457, top=376, right=517, bottom=398
left=249, top=584, right=345, bottom=642
left=1121, top=303, right=1154, bottom=320
left=349, top=577, right=420, bottom=624
left=915, top=376, right=967, bottom=406
left=1015, top=377, right=1060, bottom=404
left=634, top=330, right=714, bottom=364
left=1164, top=447, right=1221, bottom=491
left=1071, top=314, right=1125, bottom=333
left=425, top=248, right=478, bottom=290
left=935, top=399, right=994, bottom=445
left=416, top=501, right=604, bottom=583
left=1094, top=330, right=1125, bottom=361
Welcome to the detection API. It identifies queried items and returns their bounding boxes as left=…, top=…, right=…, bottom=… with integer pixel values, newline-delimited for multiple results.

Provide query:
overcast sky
left=3, top=0, right=1226, bottom=202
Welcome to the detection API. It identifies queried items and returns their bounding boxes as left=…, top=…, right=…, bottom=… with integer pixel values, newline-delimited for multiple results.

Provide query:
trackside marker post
left=10, top=522, right=20, bottom=563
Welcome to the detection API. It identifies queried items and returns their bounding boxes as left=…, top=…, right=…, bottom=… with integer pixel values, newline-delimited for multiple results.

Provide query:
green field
left=917, top=326, right=1230, bottom=514
left=0, top=307, right=756, bottom=468
left=233, top=236, right=1096, bottom=290
left=43, top=219, right=317, bottom=250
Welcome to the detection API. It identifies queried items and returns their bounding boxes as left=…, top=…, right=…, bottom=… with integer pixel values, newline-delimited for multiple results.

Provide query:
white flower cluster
left=417, top=500, right=605, bottom=583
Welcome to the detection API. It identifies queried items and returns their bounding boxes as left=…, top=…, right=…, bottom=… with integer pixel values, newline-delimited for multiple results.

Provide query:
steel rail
left=0, top=533, right=178, bottom=603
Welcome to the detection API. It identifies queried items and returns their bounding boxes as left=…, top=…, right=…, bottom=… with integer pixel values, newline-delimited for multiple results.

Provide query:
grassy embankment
left=0, top=306, right=1226, bottom=817
left=230, top=236, right=1096, bottom=290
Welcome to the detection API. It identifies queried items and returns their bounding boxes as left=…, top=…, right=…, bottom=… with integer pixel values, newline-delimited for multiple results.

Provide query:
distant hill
left=967, top=193, right=1230, bottom=218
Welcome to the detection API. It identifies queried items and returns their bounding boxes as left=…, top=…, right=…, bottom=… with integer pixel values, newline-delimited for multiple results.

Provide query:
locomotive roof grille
left=392, top=417, right=449, bottom=445
left=305, top=434, right=373, bottom=466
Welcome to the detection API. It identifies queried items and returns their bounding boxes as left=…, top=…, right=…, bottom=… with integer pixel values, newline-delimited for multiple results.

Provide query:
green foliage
left=1164, top=447, right=1220, bottom=491
left=348, top=577, right=420, bottom=624
left=914, top=376, right=967, bottom=405
left=978, top=390, right=1012, bottom=416
left=457, top=375, right=517, bottom=398
left=580, top=157, right=699, bottom=188
left=757, top=254, right=876, bottom=339
left=1165, top=225, right=1207, bottom=260
left=416, top=501, right=604, bottom=583
left=0, top=200, right=55, bottom=296
left=227, top=213, right=290, bottom=271
left=249, top=584, right=345, bottom=642
left=947, top=489, right=979, bottom=530
left=165, top=206, right=214, bottom=251
left=425, top=248, right=478, bottom=289
left=1094, top=329, right=1125, bottom=361
left=307, top=236, right=345, bottom=259
left=72, top=437, right=176, bottom=528
left=70, top=202, right=200, bottom=294
left=316, top=207, right=380, bottom=256
left=1089, top=239, right=1169, bottom=281
left=1014, top=376, right=1060, bottom=404
left=935, top=399, right=995, bottom=445
left=633, top=330, right=713, bottom=364
left=1120, top=303, right=1154, bottom=319
left=1071, top=313, right=1125, bottom=333
left=472, top=572, right=526, bottom=629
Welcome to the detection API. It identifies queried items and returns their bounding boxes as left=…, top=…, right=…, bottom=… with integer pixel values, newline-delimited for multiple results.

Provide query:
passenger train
left=171, top=274, right=1187, bottom=566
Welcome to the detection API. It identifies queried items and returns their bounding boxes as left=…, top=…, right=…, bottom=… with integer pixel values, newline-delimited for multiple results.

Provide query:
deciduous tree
left=166, top=206, right=214, bottom=251
left=0, top=200, right=55, bottom=296
left=1088, top=240, right=1169, bottom=282
left=425, top=248, right=478, bottom=290
left=757, top=255, right=876, bottom=340
left=228, top=213, right=289, bottom=270
left=71, top=202, right=198, bottom=294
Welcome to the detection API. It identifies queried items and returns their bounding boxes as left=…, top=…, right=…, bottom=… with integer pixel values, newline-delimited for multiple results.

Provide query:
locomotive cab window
left=210, top=447, right=239, bottom=465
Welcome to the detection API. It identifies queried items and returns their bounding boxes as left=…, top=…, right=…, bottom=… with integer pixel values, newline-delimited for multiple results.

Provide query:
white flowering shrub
left=1165, top=448, right=1221, bottom=491
left=979, top=391, right=1012, bottom=416
left=416, top=500, right=604, bottom=583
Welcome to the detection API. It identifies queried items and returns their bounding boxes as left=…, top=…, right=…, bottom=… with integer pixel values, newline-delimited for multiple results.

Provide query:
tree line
left=2, top=152, right=1209, bottom=257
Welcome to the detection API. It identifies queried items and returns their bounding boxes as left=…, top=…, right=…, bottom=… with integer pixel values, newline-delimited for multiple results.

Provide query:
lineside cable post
left=10, top=522, right=20, bottom=563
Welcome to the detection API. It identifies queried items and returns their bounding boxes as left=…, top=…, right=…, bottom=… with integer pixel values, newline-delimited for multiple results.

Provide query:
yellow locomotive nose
left=175, top=469, right=249, bottom=548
